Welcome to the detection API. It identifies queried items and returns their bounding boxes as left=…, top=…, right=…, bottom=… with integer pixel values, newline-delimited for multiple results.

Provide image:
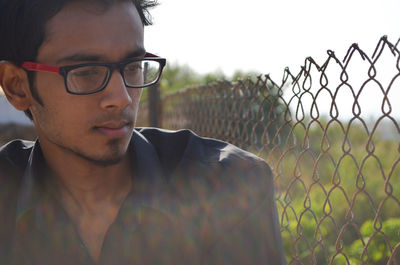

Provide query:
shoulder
left=136, top=126, right=271, bottom=172
left=136, top=127, right=269, bottom=162
left=136, top=127, right=273, bottom=194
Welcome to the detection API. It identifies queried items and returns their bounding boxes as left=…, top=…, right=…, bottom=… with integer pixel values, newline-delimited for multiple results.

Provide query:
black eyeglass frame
left=22, top=52, right=166, bottom=95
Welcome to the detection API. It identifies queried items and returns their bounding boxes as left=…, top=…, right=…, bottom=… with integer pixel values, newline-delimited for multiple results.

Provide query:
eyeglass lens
left=66, top=60, right=161, bottom=94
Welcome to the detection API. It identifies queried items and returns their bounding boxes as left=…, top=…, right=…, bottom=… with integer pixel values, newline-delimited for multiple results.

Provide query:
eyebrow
left=55, top=47, right=146, bottom=65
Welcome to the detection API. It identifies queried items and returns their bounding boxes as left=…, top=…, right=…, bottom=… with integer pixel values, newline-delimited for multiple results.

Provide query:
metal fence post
left=148, top=83, right=161, bottom=127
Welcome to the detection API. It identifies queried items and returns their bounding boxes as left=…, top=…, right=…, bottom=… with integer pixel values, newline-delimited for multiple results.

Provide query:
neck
left=51, top=158, right=132, bottom=211
left=40, top=143, right=133, bottom=214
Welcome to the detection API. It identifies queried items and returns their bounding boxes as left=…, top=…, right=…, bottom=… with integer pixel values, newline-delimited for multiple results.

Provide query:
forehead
left=37, top=1, right=144, bottom=63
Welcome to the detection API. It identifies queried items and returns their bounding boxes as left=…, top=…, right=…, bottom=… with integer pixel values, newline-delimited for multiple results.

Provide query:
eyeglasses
left=21, top=52, right=166, bottom=95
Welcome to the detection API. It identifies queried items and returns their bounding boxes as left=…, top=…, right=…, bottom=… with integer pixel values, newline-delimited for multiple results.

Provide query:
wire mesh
left=136, top=36, right=400, bottom=265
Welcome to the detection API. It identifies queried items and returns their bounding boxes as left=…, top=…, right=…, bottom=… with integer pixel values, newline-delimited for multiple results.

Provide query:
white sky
left=145, top=0, right=400, bottom=119
left=145, top=0, right=400, bottom=78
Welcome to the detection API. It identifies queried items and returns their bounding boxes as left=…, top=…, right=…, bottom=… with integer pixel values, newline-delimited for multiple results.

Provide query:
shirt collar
left=16, top=129, right=168, bottom=223
left=16, top=140, right=46, bottom=220
left=129, top=129, right=167, bottom=201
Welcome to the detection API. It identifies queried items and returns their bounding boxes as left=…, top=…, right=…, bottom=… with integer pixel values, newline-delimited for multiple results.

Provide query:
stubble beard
left=74, top=138, right=127, bottom=167
left=52, top=137, right=130, bottom=167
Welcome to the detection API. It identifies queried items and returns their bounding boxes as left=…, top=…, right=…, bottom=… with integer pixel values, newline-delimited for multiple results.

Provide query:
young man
left=0, top=0, right=286, bottom=264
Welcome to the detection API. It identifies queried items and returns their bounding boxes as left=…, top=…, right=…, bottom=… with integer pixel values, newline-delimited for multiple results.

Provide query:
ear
left=0, top=60, right=32, bottom=111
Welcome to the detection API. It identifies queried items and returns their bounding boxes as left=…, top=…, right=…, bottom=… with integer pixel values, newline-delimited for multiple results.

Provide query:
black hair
left=0, top=0, right=158, bottom=120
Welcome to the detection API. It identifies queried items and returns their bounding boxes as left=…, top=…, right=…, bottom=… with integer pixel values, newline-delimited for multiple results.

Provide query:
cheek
left=130, top=88, right=142, bottom=107
left=34, top=72, right=65, bottom=97
left=31, top=77, right=88, bottom=130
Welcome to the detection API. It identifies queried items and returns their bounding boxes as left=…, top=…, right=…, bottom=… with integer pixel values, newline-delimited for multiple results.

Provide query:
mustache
left=90, top=110, right=135, bottom=126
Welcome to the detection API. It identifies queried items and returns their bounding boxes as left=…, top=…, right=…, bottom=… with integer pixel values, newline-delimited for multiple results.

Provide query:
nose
left=99, top=70, right=133, bottom=110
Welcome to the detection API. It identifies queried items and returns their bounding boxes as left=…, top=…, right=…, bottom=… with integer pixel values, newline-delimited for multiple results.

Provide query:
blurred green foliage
left=141, top=63, right=260, bottom=101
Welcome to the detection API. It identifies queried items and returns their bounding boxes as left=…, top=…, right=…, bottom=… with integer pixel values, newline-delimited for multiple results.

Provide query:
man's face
left=30, top=1, right=144, bottom=166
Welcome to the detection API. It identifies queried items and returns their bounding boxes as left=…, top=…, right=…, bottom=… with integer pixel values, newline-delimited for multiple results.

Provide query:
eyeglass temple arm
left=21, top=62, right=60, bottom=73
left=145, top=52, right=161, bottom=58
left=21, top=53, right=162, bottom=73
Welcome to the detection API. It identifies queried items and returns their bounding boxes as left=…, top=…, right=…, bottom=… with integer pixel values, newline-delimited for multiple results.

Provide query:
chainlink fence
left=136, top=36, right=400, bottom=265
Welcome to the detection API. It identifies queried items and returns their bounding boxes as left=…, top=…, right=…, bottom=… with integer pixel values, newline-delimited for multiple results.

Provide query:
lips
left=94, top=121, right=132, bottom=138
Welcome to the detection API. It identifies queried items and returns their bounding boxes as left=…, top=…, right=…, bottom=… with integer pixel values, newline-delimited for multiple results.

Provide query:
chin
left=75, top=138, right=130, bottom=167
left=78, top=150, right=126, bottom=167
left=86, top=155, right=125, bottom=167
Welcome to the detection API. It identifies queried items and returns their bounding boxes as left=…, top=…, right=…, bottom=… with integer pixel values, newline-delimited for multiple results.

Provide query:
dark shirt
left=0, top=128, right=286, bottom=265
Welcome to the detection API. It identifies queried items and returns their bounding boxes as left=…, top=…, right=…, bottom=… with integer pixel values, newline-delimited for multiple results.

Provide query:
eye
left=124, top=62, right=143, bottom=73
left=72, top=66, right=103, bottom=77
